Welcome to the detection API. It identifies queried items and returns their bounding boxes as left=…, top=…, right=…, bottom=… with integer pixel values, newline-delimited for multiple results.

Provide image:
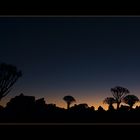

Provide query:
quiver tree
left=0, top=63, right=22, bottom=100
left=111, top=86, right=129, bottom=110
left=123, top=95, right=139, bottom=109
left=63, top=95, right=76, bottom=109
left=103, top=97, right=116, bottom=111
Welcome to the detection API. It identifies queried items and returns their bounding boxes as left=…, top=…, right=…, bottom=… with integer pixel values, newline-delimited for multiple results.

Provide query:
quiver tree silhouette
left=63, top=95, right=76, bottom=109
left=103, top=97, right=116, bottom=111
left=0, top=63, right=22, bottom=100
left=123, top=95, right=139, bottom=109
left=111, top=86, right=129, bottom=110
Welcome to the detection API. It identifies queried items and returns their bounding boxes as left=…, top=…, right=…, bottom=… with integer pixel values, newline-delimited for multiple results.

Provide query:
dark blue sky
left=1, top=17, right=140, bottom=109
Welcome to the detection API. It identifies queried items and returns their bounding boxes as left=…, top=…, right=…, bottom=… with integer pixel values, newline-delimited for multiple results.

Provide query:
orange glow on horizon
left=1, top=90, right=140, bottom=111
left=0, top=95, right=108, bottom=110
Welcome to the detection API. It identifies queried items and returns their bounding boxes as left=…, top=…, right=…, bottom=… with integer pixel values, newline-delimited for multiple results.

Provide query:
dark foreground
left=1, top=107, right=140, bottom=123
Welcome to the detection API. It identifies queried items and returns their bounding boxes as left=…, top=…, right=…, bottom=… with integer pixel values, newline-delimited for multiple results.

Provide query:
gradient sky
left=1, top=16, right=140, bottom=109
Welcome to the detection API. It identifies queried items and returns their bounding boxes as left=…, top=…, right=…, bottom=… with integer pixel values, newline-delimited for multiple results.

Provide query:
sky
left=1, top=16, right=140, bottom=109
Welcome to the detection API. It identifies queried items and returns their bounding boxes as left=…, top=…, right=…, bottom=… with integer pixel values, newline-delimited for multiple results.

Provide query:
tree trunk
left=67, top=102, right=70, bottom=109
left=117, top=102, right=120, bottom=110
left=130, top=104, right=133, bottom=110
left=109, top=104, right=114, bottom=111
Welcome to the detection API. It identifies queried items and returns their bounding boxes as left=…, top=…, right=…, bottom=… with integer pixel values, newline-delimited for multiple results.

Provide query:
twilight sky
left=1, top=16, right=140, bottom=109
